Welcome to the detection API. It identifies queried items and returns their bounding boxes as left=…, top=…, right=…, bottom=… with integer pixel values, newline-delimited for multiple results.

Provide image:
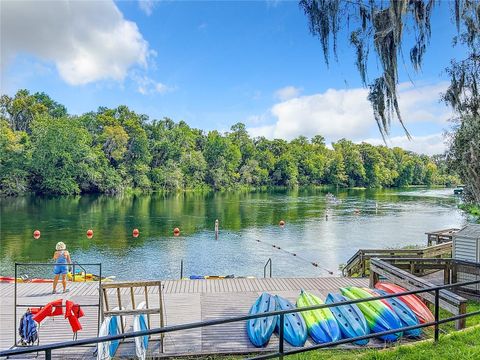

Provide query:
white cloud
left=249, top=82, right=451, bottom=141
left=362, top=133, right=447, bottom=156
left=1, top=0, right=150, bottom=85
left=132, top=74, right=174, bottom=95
left=274, top=86, right=302, bottom=101
left=198, top=22, right=208, bottom=31
left=138, top=0, right=155, bottom=16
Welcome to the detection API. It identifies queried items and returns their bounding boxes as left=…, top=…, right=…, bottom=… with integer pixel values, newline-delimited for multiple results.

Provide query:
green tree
left=29, top=115, right=96, bottom=195
left=0, top=120, right=30, bottom=195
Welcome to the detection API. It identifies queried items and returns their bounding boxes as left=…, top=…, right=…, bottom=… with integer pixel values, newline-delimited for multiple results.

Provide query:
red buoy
left=173, top=227, right=180, bottom=236
left=279, top=220, right=285, bottom=226
left=86, top=229, right=94, bottom=239
left=133, top=228, right=139, bottom=238
left=33, top=230, right=41, bottom=239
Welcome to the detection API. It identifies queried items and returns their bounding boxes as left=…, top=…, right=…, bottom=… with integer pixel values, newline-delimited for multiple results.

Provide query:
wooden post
left=144, top=286, right=150, bottom=329
left=369, top=269, right=379, bottom=288
left=443, top=263, right=451, bottom=285
left=456, top=302, right=467, bottom=330
left=159, top=282, right=164, bottom=353
left=215, top=219, right=219, bottom=239
left=117, top=288, right=125, bottom=333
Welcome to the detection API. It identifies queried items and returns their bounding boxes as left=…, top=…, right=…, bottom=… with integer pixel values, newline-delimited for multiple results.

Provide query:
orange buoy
left=173, top=227, right=180, bottom=236
left=279, top=220, right=285, bottom=226
left=133, top=228, right=140, bottom=238
left=86, top=229, right=94, bottom=239
left=33, top=230, right=41, bottom=239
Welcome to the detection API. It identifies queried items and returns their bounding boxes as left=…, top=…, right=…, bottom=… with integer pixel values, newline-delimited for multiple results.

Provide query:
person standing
left=52, top=242, right=71, bottom=294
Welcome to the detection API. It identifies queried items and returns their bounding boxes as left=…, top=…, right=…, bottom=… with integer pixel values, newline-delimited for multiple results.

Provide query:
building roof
left=455, top=224, right=480, bottom=240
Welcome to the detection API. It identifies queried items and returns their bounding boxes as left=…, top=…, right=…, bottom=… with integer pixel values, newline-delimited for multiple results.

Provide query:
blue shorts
left=53, top=265, right=68, bottom=275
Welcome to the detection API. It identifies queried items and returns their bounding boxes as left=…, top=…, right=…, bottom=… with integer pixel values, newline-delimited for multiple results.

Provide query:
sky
left=0, top=0, right=465, bottom=155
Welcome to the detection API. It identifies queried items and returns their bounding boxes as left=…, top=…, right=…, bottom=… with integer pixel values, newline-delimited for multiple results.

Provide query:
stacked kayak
left=325, top=293, right=369, bottom=345
left=296, top=290, right=341, bottom=344
left=341, top=287, right=403, bottom=341
left=366, top=288, right=422, bottom=337
left=375, top=282, right=435, bottom=324
left=246, top=293, right=277, bottom=347
left=97, top=307, right=124, bottom=360
left=133, top=302, right=149, bottom=360
left=275, top=295, right=307, bottom=347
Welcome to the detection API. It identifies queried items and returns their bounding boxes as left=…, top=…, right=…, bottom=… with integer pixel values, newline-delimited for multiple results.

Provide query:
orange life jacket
left=65, top=300, right=84, bottom=332
left=32, top=299, right=63, bottom=323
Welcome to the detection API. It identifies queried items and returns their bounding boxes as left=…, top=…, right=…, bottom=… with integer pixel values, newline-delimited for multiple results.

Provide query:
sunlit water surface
left=0, top=188, right=468, bottom=280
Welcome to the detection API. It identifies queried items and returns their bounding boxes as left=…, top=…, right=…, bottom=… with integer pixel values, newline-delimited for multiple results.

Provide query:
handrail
left=71, top=261, right=88, bottom=282
left=343, top=242, right=452, bottom=276
left=263, top=258, right=272, bottom=278
left=2, top=278, right=480, bottom=359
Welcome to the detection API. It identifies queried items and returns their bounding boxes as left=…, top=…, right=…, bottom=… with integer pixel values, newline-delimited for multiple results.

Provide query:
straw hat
left=56, top=242, right=66, bottom=251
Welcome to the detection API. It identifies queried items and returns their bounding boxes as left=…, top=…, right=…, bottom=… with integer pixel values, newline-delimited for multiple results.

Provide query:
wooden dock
left=0, top=277, right=370, bottom=358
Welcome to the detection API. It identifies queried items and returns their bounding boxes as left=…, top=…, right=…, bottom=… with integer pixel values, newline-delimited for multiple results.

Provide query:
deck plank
left=0, top=276, right=369, bottom=358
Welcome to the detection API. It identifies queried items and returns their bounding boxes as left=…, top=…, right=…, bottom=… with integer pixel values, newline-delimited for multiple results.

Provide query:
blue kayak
left=274, top=295, right=307, bottom=347
left=373, top=289, right=421, bottom=337
left=325, top=293, right=370, bottom=345
left=246, top=293, right=277, bottom=347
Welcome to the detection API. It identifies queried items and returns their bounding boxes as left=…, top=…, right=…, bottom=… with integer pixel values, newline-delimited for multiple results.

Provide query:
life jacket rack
left=100, top=280, right=165, bottom=354
left=11, top=262, right=102, bottom=356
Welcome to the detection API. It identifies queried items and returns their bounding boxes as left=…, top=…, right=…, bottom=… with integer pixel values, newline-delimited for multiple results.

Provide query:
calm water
left=0, top=188, right=468, bottom=280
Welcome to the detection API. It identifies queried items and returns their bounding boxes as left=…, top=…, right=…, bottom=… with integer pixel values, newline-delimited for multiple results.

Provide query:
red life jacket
left=32, top=299, right=63, bottom=323
left=65, top=300, right=84, bottom=332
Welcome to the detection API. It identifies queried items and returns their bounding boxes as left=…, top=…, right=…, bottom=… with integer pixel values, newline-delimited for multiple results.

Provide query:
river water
left=0, top=188, right=468, bottom=280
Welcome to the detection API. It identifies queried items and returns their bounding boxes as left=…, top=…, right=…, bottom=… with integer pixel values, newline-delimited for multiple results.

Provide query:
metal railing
left=11, top=262, right=102, bottom=352
left=2, top=279, right=480, bottom=360
left=264, top=258, right=272, bottom=278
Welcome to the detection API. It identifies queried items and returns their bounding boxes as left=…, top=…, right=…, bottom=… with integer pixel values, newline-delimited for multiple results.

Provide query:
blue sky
left=0, top=0, right=464, bottom=154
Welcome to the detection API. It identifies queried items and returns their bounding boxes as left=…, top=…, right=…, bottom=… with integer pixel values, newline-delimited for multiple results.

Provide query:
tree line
left=0, top=90, right=458, bottom=196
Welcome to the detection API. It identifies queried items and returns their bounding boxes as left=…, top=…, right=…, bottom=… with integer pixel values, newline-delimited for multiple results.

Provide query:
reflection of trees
left=2, top=188, right=458, bottom=274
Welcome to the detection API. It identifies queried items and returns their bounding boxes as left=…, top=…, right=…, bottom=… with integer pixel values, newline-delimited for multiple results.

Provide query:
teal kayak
left=246, top=293, right=277, bottom=347
left=274, top=295, right=307, bottom=347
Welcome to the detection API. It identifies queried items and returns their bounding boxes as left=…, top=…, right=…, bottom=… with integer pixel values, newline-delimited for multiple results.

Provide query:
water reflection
left=0, top=188, right=466, bottom=279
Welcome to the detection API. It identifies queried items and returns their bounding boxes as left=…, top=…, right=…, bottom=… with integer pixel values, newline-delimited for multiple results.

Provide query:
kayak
left=375, top=282, right=435, bottom=324
left=296, top=290, right=341, bottom=344
left=274, top=295, right=307, bottom=347
left=341, top=287, right=403, bottom=342
left=97, top=307, right=123, bottom=360
left=246, top=293, right=277, bottom=347
left=133, top=302, right=149, bottom=360
left=369, top=288, right=422, bottom=337
left=188, top=275, right=235, bottom=279
left=0, top=276, right=53, bottom=283
left=325, top=293, right=369, bottom=345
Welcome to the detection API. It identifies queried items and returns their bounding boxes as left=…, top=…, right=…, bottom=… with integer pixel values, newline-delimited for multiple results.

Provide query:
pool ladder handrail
left=263, top=258, right=272, bottom=278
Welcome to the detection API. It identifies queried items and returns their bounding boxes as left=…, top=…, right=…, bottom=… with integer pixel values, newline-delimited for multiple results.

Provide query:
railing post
left=434, top=288, right=439, bottom=342
left=269, top=258, right=272, bottom=278
left=45, top=349, right=52, bottom=360
left=278, top=313, right=284, bottom=359
left=180, top=259, right=183, bottom=279
left=72, top=263, right=75, bottom=282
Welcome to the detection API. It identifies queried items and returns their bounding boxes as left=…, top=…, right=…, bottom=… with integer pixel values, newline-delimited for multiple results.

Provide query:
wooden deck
left=0, top=277, right=370, bottom=358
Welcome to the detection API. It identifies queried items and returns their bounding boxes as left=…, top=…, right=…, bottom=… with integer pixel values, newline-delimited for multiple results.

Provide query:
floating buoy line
left=231, top=233, right=334, bottom=275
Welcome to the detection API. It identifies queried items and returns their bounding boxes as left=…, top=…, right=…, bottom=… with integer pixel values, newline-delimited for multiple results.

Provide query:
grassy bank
left=287, top=325, right=480, bottom=360
left=460, top=204, right=480, bottom=222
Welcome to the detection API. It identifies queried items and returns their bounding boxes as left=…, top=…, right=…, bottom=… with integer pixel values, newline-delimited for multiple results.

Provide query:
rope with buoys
left=234, top=234, right=334, bottom=275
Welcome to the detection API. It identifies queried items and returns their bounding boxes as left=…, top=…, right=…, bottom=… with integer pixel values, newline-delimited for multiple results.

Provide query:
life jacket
left=32, top=299, right=63, bottom=323
left=18, top=311, right=38, bottom=345
left=65, top=300, right=84, bottom=333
